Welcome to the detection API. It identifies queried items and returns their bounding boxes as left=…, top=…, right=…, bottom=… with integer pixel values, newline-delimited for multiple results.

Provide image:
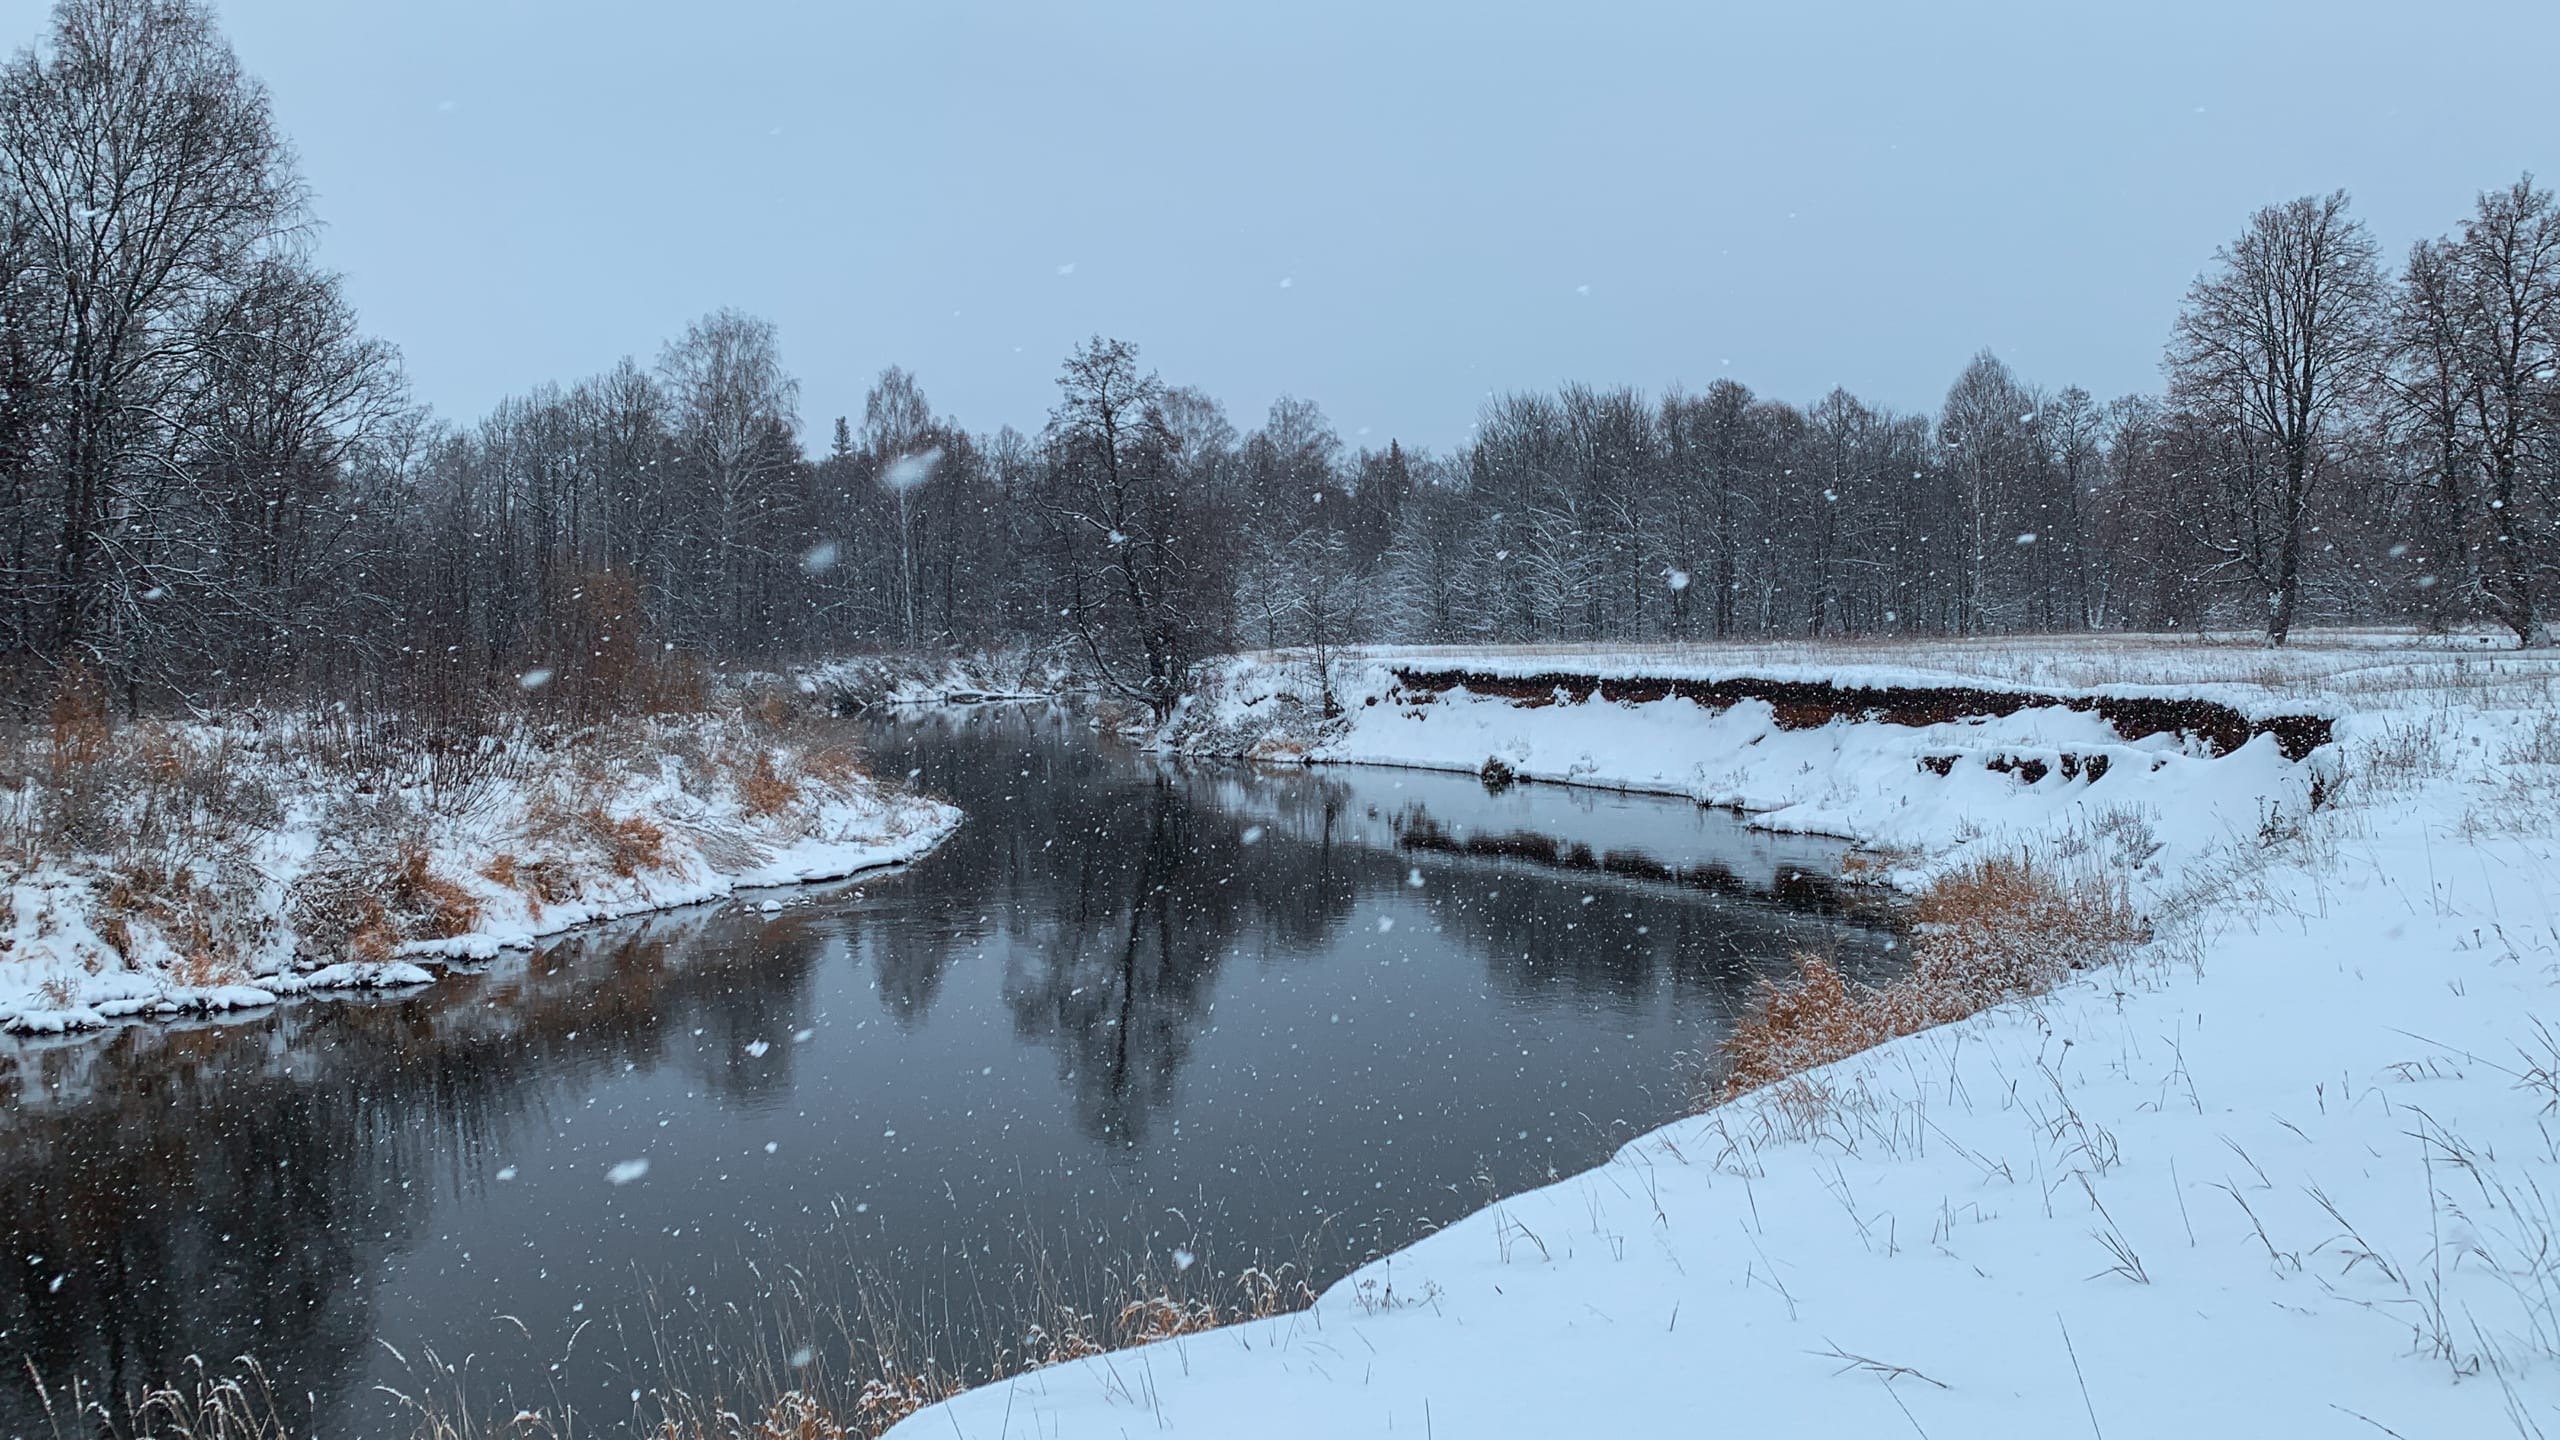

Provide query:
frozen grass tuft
left=1717, top=855, right=2143, bottom=1103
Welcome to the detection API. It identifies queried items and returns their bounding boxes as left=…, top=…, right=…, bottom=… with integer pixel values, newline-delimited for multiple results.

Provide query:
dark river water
left=0, top=705, right=1889, bottom=1435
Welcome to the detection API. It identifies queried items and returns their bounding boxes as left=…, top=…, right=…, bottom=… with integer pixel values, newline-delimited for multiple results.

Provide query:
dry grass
left=585, top=807, right=669, bottom=878
left=387, top=844, right=483, bottom=939
left=738, top=750, right=800, bottom=817
left=477, top=852, right=574, bottom=921
left=283, top=833, right=483, bottom=964
left=435, top=1235, right=1323, bottom=1440
left=346, top=1248, right=1324, bottom=1440
left=46, top=658, right=111, bottom=773
left=1718, top=856, right=2144, bottom=1102
left=794, top=741, right=870, bottom=789
left=3, top=674, right=912, bottom=999
left=24, top=1355, right=296, bottom=1440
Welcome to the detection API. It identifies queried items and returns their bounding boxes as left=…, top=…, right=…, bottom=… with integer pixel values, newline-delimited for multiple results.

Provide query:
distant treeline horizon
left=3, top=0, right=2554, bottom=717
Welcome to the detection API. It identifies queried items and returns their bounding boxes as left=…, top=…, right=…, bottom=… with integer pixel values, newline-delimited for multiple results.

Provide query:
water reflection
left=0, top=704, right=1890, bottom=1433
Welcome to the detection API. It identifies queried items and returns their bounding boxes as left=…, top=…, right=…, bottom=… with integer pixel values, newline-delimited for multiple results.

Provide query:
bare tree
left=1039, top=337, right=1226, bottom=716
left=2390, top=238, right=2483, bottom=627
left=862, top=365, right=938, bottom=647
left=172, top=255, right=403, bottom=684
left=2449, top=177, right=2559, bottom=645
left=0, top=0, right=302, bottom=681
left=658, top=309, right=799, bottom=650
left=2167, top=192, right=2387, bottom=644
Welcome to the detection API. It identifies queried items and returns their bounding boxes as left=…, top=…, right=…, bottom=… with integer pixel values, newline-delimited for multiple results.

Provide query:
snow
left=788, top=646, right=1082, bottom=708
left=882, top=447, right=942, bottom=491
left=897, top=634, right=2560, bottom=1438
left=1172, top=645, right=2333, bottom=886
left=273, top=960, right=436, bottom=993
left=1, top=712, right=960, bottom=1035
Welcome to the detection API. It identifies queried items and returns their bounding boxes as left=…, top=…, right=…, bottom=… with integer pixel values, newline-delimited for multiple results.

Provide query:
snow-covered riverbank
left=1171, top=641, right=2339, bottom=886
left=900, top=635, right=2560, bottom=1437
left=787, top=646, right=1084, bottom=709
left=2, top=706, right=958, bottom=1034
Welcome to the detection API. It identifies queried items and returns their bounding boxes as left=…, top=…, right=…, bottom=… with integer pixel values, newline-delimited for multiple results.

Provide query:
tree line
left=2, top=0, right=2554, bottom=719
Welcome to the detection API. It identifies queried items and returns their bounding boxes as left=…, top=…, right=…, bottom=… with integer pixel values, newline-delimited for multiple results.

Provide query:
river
left=0, top=704, right=1891, bottom=1434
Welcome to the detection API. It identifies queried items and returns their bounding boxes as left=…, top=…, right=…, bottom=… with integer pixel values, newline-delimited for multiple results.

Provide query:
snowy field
left=898, top=632, right=2560, bottom=1437
left=0, top=708, right=960, bottom=1034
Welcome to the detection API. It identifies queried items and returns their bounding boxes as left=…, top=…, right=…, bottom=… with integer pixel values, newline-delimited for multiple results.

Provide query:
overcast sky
left=8, top=0, right=2553, bottom=449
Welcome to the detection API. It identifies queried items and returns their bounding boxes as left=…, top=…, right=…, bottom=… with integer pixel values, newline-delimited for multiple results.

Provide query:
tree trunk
left=2268, top=442, right=2308, bottom=647
left=2485, top=453, right=2548, bottom=646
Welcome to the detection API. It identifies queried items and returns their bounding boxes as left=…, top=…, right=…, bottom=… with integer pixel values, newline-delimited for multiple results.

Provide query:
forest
left=2, top=0, right=2556, bottom=721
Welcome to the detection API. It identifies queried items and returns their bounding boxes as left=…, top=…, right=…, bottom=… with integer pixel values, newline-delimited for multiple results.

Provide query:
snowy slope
left=1171, top=647, right=2336, bottom=887
left=1, top=712, right=959, bottom=1034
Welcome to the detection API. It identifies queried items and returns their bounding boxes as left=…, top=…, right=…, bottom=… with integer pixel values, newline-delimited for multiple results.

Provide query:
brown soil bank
left=1388, top=667, right=2334, bottom=761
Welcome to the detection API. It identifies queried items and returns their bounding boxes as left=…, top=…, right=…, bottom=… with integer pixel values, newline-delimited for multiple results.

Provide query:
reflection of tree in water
left=0, top=906, right=834, bottom=1433
left=0, top=1020, right=399, bottom=1428
left=1003, top=772, right=1236, bottom=1148
left=862, top=707, right=1885, bottom=1146
left=856, top=707, right=1368, bottom=1148
left=1002, top=778, right=1357, bottom=1147
left=867, top=904, right=989, bottom=1028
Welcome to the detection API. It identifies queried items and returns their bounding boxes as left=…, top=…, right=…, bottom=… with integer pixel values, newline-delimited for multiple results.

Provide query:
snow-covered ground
left=899, top=634, right=2560, bottom=1438
left=1, top=709, right=959, bottom=1034
left=1171, top=642, right=2339, bottom=886
left=786, top=646, right=1084, bottom=708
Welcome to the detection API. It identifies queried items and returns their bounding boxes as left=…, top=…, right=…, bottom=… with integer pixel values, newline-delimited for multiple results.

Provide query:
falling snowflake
left=606, top=1159, right=650, bottom=1186
left=883, top=448, right=942, bottom=492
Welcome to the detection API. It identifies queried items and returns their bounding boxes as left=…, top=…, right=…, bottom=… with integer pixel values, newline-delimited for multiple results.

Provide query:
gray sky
left=10, top=0, right=2554, bottom=449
